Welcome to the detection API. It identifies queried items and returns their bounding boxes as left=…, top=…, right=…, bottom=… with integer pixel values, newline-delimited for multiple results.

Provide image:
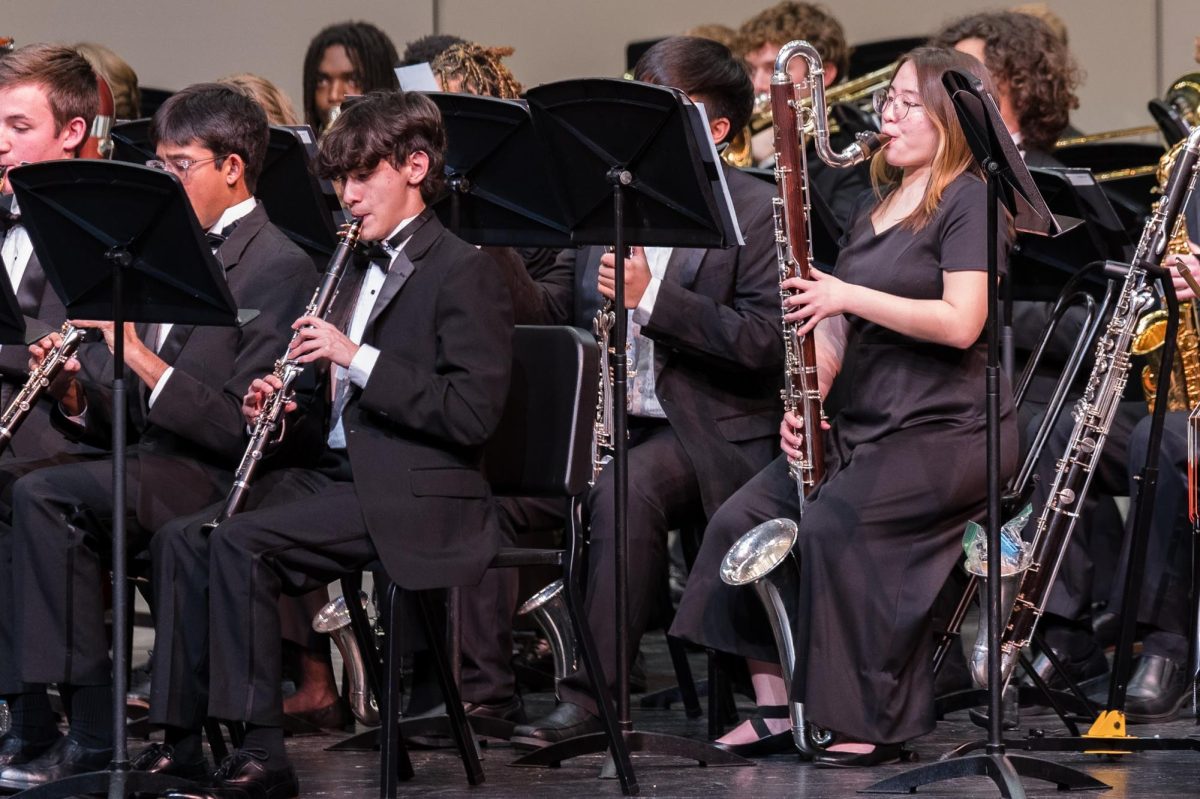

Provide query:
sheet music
left=689, top=101, right=745, bottom=246
left=395, top=63, right=440, bottom=92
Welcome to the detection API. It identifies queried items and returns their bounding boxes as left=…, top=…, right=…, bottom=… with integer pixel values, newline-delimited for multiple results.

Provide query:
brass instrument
left=719, top=40, right=888, bottom=756
left=0, top=324, right=93, bottom=455
left=312, top=591, right=379, bottom=726
left=204, top=218, right=363, bottom=531
left=1131, top=139, right=1200, bottom=412
left=970, top=125, right=1200, bottom=689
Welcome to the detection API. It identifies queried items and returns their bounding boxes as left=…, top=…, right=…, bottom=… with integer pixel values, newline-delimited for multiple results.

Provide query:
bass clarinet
left=969, top=124, right=1200, bottom=689
left=204, top=218, right=363, bottom=530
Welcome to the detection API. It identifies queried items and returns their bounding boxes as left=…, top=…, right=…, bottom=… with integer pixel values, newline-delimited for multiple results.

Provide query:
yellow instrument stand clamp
left=1082, top=710, right=1134, bottom=755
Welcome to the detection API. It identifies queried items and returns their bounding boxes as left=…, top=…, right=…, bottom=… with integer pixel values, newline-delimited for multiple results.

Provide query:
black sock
left=163, top=726, right=203, bottom=764
left=60, top=684, right=113, bottom=749
left=241, top=724, right=286, bottom=763
left=4, top=688, right=58, bottom=744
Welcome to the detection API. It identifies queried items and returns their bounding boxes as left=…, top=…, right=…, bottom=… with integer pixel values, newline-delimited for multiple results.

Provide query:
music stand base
left=10, top=766, right=196, bottom=799
left=509, top=729, right=753, bottom=772
left=861, top=751, right=1109, bottom=796
left=327, top=728, right=378, bottom=751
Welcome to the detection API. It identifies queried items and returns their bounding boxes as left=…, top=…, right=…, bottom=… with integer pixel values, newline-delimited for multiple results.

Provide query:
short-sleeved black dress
left=671, top=173, right=1019, bottom=744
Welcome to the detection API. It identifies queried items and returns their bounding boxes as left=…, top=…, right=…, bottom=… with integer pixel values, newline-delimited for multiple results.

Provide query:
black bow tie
left=0, top=195, right=18, bottom=228
left=206, top=220, right=240, bottom=250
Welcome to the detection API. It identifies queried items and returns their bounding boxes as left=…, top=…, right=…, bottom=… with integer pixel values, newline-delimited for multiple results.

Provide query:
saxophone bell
left=312, top=591, right=379, bottom=727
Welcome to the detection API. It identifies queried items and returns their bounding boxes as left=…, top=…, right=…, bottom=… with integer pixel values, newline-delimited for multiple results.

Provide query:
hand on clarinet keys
left=779, top=409, right=830, bottom=460
left=782, top=269, right=849, bottom=334
left=242, top=373, right=296, bottom=427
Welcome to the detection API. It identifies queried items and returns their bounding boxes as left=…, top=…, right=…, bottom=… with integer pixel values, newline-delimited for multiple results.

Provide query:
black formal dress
left=148, top=210, right=513, bottom=730
left=671, top=173, right=1019, bottom=744
left=5, top=204, right=314, bottom=692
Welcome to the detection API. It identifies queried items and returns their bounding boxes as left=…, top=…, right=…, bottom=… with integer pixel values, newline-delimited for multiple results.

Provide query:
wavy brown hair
left=868, top=47, right=996, bottom=231
left=930, top=11, right=1081, bottom=152
left=738, top=2, right=848, bottom=77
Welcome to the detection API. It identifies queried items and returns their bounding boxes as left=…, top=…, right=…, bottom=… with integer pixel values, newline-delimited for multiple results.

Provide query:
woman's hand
left=779, top=409, right=831, bottom=459
left=782, top=269, right=853, bottom=336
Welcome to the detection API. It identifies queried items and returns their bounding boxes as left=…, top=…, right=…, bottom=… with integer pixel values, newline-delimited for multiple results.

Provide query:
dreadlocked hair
left=302, top=21, right=399, bottom=131
left=431, top=43, right=522, bottom=100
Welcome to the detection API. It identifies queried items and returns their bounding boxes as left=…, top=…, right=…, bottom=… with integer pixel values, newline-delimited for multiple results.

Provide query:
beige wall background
left=4, top=1, right=1196, bottom=136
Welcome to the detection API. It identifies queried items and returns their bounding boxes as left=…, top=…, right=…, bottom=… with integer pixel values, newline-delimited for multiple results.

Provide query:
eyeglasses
left=872, top=89, right=924, bottom=122
left=145, top=154, right=228, bottom=179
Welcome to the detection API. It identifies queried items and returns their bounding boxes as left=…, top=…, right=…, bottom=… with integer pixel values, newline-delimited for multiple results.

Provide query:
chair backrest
left=482, top=325, right=599, bottom=498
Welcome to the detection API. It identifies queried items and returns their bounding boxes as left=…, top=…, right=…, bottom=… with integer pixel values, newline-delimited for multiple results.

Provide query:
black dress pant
left=150, top=465, right=378, bottom=730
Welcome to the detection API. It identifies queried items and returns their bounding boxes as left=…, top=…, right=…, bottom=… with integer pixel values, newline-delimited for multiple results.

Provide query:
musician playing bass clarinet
left=0, top=83, right=315, bottom=790
left=145, top=90, right=512, bottom=799
left=671, top=47, right=1018, bottom=766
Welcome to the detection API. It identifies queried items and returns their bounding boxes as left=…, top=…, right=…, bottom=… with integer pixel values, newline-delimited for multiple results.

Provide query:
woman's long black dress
left=670, top=173, right=1019, bottom=744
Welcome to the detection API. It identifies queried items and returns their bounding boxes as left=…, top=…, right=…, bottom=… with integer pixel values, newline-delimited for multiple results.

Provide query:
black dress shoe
left=510, top=702, right=603, bottom=749
left=813, top=742, right=910, bottom=768
left=280, top=697, right=354, bottom=736
left=130, top=742, right=209, bottom=781
left=0, top=732, right=61, bottom=769
left=714, top=705, right=795, bottom=757
left=0, top=735, right=112, bottom=790
left=163, top=748, right=298, bottom=799
left=1125, top=654, right=1190, bottom=723
left=407, top=696, right=528, bottom=749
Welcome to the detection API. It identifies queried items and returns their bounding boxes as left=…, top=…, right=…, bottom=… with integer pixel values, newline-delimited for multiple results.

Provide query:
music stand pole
left=609, top=167, right=632, bottom=731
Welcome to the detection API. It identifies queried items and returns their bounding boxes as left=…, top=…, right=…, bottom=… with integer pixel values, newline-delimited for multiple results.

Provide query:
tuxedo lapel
left=14, top=252, right=46, bottom=317
left=365, top=252, right=416, bottom=329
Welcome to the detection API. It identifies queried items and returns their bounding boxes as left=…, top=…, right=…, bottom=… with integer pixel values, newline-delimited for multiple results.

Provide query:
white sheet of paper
left=395, top=63, right=440, bottom=92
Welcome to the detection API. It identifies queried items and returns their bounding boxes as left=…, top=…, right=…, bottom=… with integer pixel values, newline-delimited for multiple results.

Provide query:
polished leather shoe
left=510, top=702, right=603, bottom=749
left=0, top=732, right=61, bottom=769
left=280, top=697, right=354, bottom=735
left=0, top=735, right=111, bottom=790
left=1125, top=654, right=1190, bottom=723
left=813, top=742, right=910, bottom=768
left=162, top=748, right=298, bottom=799
left=406, top=696, right=529, bottom=748
left=130, top=742, right=209, bottom=781
left=714, top=705, right=795, bottom=757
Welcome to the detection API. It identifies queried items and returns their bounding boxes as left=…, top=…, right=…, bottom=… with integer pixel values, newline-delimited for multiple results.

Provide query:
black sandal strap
left=752, top=704, right=790, bottom=719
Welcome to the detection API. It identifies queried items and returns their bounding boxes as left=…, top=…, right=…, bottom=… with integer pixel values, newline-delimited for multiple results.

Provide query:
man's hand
left=1169, top=245, right=1200, bottom=302
left=289, top=316, right=360, bottom=368
left=67, top=320, right=147, bottom=356
left=242, top=373, right=296, bottom=427
left=27, top=330, right=83, bottom=407
left=598, top=246, right=652, bottom=309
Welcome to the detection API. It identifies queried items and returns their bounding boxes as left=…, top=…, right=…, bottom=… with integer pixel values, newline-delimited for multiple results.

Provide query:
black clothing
left=672, top=173, right=1019, bottom=744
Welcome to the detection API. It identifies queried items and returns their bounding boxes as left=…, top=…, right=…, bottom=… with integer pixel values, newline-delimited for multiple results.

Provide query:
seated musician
left=0, top=83, right=315, bottom=789
left=399, top=33, right=467, bottom=67
left=0, top=41, right=115, bottom=776
left=143, top=90, right=512, bottom=799
left=671, top=47, right=1018, bottom=765
left=737, top=1, right=870, bottom=228
left=508, top=34, right=784, bottom=748
left=302, top=21, right=399, bottom=135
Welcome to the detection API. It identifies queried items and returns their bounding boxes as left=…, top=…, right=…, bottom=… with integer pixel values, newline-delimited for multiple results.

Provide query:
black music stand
left=509, top=78, right=749, bottom=792
left=425, top=92, right=572, bottom=247
left=865, top=69, right=1106, bottom=798
left=8, top=159, right=241, bottom=799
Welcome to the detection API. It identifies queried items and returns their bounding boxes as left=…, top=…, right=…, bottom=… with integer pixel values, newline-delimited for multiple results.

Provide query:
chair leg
left=665, top=634, right=702, bottom=719
left=380, top=583, right=413, bottom=798
left=415, top=590, right=484, bottom=786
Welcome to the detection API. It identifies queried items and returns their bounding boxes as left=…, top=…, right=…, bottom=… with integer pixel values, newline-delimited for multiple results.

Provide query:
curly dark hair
left=738, top=2, right=849, bottom=77
left=431, top=43, right=522, bottom=100
left=931, top=11, right=1082, bottom=152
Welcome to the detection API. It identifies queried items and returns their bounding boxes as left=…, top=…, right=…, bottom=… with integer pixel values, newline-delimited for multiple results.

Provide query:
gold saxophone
left=1131, top=138, right=1200, bottom=411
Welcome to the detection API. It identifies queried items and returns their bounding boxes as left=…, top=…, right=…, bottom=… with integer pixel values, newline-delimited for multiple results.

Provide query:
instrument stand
left=507, top=79, right=751, bottom=792
left=7, top=160, right=244, bottom=799
left=866, top=70, right=1103, bottom=798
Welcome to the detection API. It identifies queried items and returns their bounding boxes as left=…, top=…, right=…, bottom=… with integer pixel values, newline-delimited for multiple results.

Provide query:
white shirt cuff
left=348, top=344, right=380, bottom=388
left=632, top=277, right=663, bottom=326
left=147, top=366, right=174, bottom=408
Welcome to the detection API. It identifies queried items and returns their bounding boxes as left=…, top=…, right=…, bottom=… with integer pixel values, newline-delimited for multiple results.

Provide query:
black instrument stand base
left=11, top=766, right=196, bottom=799
left=510, top=729, right=753, bottom=773
left=862, top=750, right=1108, bottom=797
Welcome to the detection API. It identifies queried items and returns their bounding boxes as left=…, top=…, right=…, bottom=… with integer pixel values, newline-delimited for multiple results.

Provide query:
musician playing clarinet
left=0, top=83, right=314, bottom=790
left=145, top=90, right=512, bottom=799
left=672, top=47, right=1018, bottom=765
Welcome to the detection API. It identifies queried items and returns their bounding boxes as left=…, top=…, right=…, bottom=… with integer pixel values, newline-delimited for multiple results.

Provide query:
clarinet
left=970, top=124, right=1200, bottom=689
left=0, top=323, right=93, bottom=454
left=203, top=218, right=363, bottom=531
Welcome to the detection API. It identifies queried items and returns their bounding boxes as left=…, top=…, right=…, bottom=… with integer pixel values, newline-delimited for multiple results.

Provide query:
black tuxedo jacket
left=565, top=166, right=784, bottom=517
left=54, top=204, right=316, bottom=530
left=341, top=213, right=513, bottom=590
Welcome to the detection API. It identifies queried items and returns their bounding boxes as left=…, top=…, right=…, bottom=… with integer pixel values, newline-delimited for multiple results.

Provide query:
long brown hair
left=869, top=46, right=997, bottom=230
